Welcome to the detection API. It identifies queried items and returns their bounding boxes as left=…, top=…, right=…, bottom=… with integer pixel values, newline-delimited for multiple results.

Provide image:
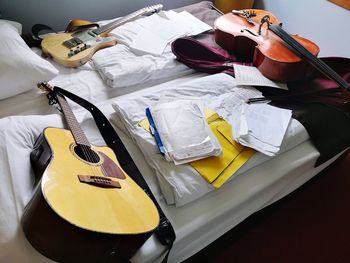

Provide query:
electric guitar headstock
left=143, top=4, right=163, bottom=15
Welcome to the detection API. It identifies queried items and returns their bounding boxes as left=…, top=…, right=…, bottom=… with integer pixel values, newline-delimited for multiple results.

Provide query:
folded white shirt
left=91, top=10, right=211, bottom=88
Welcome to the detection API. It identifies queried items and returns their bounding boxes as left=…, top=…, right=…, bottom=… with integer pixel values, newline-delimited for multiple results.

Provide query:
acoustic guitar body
left=41, top=31, right=117, bottom=68
left=23, top=127, right=159, bottom=262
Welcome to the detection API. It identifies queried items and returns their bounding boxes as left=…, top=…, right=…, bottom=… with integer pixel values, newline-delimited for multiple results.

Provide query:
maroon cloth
left=171, top=36, right=253, bottom=75
left=171, top=36, right=350, bottom=166
left=172, top=36, right=237, bottom=74
left=270, top=57, right=350, bottom=165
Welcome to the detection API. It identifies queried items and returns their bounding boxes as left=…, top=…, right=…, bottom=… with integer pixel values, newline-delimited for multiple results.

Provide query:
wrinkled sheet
left=111, top=73, right=310, bottom=206
left=91, top=1, right=219, bottom=88
left=0, top=96, right=341, bottom=263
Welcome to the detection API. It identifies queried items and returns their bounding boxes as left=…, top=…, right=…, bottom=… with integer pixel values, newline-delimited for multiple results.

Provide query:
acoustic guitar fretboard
left=57, top=94, right=90, bottom=146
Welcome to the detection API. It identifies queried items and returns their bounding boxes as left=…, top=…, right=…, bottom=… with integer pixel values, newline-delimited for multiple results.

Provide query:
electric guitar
left=22, top=82, right=159, bottom=262
left=41, top=4, right=163, bottom=68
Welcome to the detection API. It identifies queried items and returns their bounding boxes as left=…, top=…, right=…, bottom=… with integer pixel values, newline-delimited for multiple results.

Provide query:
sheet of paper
left=233, top=86, right=264, bottom=101
left=129, top=29, right=168, bottom=55
left=130, top=11, right=212, bottom=55
left=137, top=11, right=189, bottom=43
left=233, top=64, right=288, bottom=90
left=243, top=103, right=292, bottom=147
left=238, top=133, right=280, bottom=155
left=230, top=102, right=292, bottom=156
left=166, top=11, right=212, bottom=36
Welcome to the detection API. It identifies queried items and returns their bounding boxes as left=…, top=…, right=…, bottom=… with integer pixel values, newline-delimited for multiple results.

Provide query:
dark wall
left=0, top=0, right=203, bottom=33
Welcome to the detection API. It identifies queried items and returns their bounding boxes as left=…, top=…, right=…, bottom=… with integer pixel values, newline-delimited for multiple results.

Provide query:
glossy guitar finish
left=214, top=9, right=320, bottom=82
left=34, top=127, right=159, bottom=233
left=41, top=4, right=163, bottom=68
left=22, top=83, right=160, bottom=262
left=41, top=31, right=117, bottom=67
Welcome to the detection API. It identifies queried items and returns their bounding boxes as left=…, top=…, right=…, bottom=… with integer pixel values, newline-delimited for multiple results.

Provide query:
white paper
left=244, top=103, right=292, bottom=146
left=137, top=11, right=188, bottom=43
left=165, top=11, right=212, bottom=36
left=231, top=102, right=292, bottom=156
left=129, top=11, right=212, bottom=55
left=234, top=64, right=288, bottom=90
left=129, top=29, right=167, bottom=55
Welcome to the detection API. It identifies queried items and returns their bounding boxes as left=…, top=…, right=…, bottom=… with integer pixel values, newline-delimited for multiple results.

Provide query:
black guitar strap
left=52, top=86, right=176, bottom=261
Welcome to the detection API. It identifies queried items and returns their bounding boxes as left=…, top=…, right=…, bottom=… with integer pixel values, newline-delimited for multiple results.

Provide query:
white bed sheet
left=0, top=2, right=342, bottom=261
left=0, top=1, right=218, bottom=119
left=0, top=81, right=343, bottom=263
left=0, top=55, right=206, bottom=118
left=111, top=73, right=310, bottom=206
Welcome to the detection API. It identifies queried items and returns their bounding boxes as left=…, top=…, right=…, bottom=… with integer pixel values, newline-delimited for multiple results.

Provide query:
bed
left=0, top=2, right=348, bottom=263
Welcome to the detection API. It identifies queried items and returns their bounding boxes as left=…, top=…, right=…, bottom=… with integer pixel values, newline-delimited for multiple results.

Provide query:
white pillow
left=0, top=19, right=22, bottom=34
left=0, top=23, right=58, bottom=100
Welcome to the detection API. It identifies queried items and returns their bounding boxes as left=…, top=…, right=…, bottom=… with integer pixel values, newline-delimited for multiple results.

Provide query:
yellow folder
left=138, top=109, right=255, bottom=189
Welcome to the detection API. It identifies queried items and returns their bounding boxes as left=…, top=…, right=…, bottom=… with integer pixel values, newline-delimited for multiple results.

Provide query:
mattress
left=0, top=93, right=343, bottom=263
left=0, top=1, right=345, bottom=263
left=0, top=1, right=218, bottom=118
left=111, top=73, right=310, bottom=206
left=0, top=44, right=208, bottom=118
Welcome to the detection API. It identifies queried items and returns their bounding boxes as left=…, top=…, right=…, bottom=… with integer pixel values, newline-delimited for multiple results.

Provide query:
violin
left=214, top=9, right=350, bottom=92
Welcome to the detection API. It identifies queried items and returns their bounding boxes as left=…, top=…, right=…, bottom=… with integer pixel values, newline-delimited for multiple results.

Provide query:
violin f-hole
left=241, top=29, right=259, bottom=37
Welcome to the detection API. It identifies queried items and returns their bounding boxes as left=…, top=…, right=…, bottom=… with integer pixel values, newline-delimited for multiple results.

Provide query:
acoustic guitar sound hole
left=74, top=144, right=100, bottom=164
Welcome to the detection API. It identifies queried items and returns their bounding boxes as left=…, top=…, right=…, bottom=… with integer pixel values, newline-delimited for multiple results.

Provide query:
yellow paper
left=191, top=115, right=255, bottom=188
left=138, top=108, right=255, bottom=189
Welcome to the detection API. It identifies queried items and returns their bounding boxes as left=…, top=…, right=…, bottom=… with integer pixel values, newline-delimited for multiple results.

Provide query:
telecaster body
left=42, top=31, right=116, bottom=68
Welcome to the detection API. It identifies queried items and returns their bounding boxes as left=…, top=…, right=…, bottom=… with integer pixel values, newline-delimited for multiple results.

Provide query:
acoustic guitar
left=41, top=4, right=163, bottom=68
left=22, top=82, right=159, bottom=262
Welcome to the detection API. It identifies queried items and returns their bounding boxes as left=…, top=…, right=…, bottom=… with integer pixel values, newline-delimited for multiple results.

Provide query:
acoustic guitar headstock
left=38, top=82, right=54, bottom=94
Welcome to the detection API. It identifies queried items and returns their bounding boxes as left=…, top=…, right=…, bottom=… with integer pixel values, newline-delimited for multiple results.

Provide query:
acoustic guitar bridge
left=78, top=175, right=121, bottom=188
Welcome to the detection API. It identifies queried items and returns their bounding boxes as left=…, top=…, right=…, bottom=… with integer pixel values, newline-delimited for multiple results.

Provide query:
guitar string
left=66, top=107, right=111, bottom=179
left=46, top=86, right=105, bottom=180
left=72, top=117, right=111, bottom=179
left=239, top=14, right=349, bottom=91
left=58, top=94, right=103, bottom=178
left=93, top=5, right=161, bottom=35
left=270, top=25, right=349, bottom=91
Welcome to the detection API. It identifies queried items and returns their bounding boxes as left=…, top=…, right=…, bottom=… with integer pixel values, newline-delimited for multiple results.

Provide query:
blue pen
left=146, top=107, right=166, bottom=155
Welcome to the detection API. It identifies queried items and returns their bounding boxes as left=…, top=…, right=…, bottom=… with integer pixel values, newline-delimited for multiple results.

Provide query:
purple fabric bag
left=172, top=36, right=253, bottom=75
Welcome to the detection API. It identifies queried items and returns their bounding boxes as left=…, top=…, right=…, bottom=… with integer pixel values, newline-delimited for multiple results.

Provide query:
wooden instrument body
left=23, top=127, right=159, bottom=262
left=214, top=10, right=320, bottom=82
left=41, top=29, right=116, bottom=68
left=41, top=4, right=163, bottom=68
